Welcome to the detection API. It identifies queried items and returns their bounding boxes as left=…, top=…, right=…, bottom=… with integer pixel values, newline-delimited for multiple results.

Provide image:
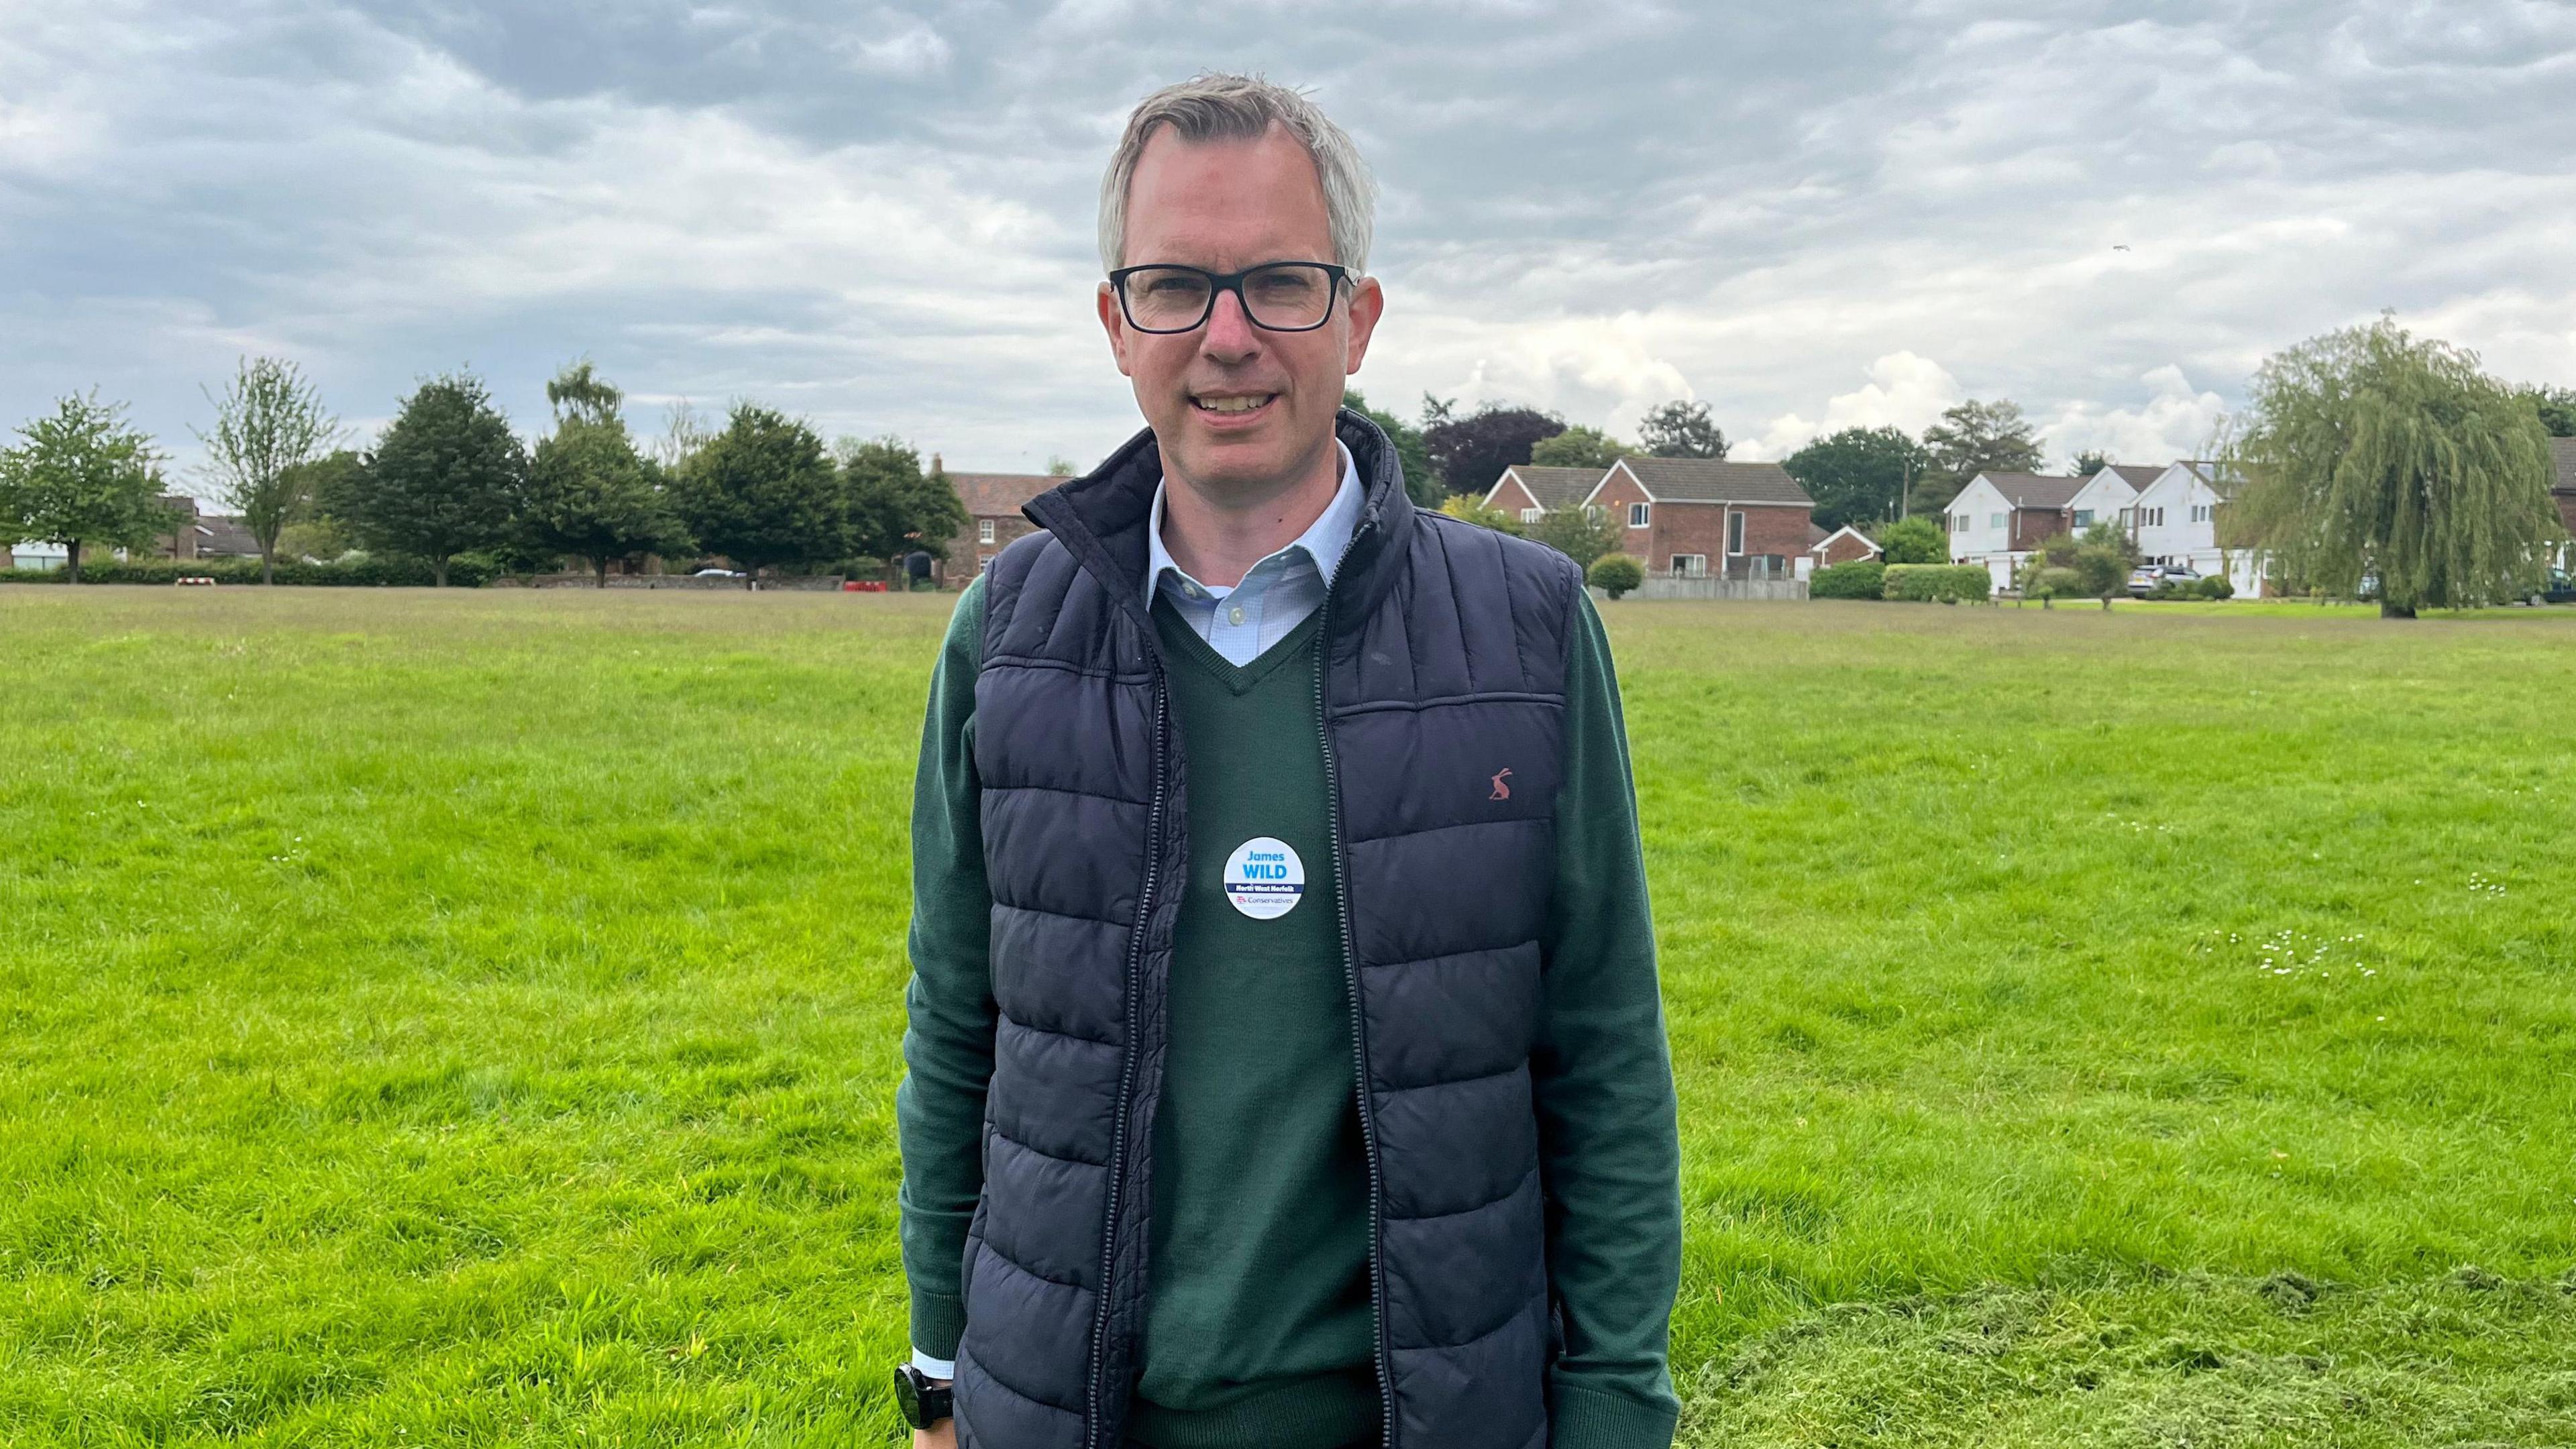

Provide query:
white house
left=2125, top=460, right=2270, bottom=597
left=2062, top=464, right=2157, bottom=534
left=1945, top=472, right=2086, bottom=588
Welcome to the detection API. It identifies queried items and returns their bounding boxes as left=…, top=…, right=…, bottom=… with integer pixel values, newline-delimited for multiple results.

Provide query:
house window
left=1521, top=507, right=1544, bottom=524
left=2143, top=507, right=2164, bottom=527
left=1727, top=511, right=1746, bottom=555
left=2072, top=508, right=2093, bottom=528
left=977, top=519, right=996, bottom=544
left=1627, top=502, right=1650, bottom=528
left=1671, top=553, right=1707, bottom=576
left=1950, top=513, right=1967, bottom=535
left=1990, top=512, right=2004, bottom=529
left=2191, top=504, right=2212, bottom=523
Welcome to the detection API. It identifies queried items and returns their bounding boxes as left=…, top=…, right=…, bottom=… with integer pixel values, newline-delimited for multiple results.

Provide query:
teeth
left=1195, top=394, right=1272, bottom=414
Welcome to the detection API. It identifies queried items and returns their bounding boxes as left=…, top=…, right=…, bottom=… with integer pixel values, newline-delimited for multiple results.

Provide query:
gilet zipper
left=1086, top=664, right=1168, bottom=1449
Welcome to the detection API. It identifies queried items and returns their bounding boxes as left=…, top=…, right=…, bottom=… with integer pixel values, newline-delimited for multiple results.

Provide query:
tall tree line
left=3, top=358, right=969, bottom=586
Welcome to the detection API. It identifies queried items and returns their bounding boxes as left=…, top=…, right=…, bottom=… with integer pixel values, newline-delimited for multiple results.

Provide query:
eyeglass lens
left=1122, top=266, right=1336, bottom=333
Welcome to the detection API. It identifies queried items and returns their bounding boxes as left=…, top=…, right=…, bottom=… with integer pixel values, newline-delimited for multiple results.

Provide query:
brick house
left=1580, top=458, right=1815, bottom=578
left=2552, top=438, right=2576, bottom=566
left=1809, top=524, right=1882, bottom=569
left=937, top=459, right=1072, bottom=585
left=1481, top=464, right=1609, bottom=527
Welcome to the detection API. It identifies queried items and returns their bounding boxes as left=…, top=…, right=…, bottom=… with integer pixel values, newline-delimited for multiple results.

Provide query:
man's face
left=1099, top=122, right=1383, bottom=502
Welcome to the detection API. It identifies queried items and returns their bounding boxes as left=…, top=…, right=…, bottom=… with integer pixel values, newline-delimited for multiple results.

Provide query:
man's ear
left=1097, top=282, right=1136, bottom=378
left=1343, top=276, right=1385, bottom=376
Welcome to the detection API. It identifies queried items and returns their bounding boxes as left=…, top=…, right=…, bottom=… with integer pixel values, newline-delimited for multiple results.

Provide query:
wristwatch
left=893, top=1363, right=954, bottom=1430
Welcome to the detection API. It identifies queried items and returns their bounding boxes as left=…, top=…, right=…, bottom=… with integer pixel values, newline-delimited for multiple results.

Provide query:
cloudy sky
left=5, top=0, right=2572, bottom=496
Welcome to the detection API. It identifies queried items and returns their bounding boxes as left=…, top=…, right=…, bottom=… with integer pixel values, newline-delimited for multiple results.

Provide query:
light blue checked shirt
left=1144, top=443, right=1363, bottom=665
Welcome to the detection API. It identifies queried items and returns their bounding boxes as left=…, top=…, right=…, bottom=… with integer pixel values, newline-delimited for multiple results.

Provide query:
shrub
left=1877, top=516, right=1947, bottom=565
left=0, top=555, right=500, bottom=586
left=2195, top=575, right=2235, bottom=600
left=1811, top=560, right=1886, bottom=600
left=1882, top=564, right=1992, bottom=603
left=2035, top=567, right=2082, bottom=599
left=1587, top=553, right=1645, bottom=600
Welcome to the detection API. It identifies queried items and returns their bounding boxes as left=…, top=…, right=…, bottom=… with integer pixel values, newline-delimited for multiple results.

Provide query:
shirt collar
left=1145, top=440, right=1363, bottom=606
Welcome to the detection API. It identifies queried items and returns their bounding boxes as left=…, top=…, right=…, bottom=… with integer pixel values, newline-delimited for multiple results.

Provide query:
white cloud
left=2037, top=365, right=2231, bottom=468
left=1743, top=352, right=1964, bottom=460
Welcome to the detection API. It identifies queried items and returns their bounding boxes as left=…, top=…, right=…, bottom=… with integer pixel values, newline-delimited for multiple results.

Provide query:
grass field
left=3, top=587, right=2571, bottom=1446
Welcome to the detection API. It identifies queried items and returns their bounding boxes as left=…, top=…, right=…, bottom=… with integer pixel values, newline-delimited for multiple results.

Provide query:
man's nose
left=1199, top=287, right=1260, bottom=362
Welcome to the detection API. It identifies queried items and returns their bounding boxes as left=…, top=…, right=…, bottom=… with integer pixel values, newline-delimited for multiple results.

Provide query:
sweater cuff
left=1550, top=1379, right=1678, bottom=1449
left=910, top=1287, right=966, bottom=1362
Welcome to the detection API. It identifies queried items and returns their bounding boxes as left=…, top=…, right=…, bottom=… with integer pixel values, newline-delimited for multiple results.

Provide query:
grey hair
left=1098, top=72, right=1377, bottom=276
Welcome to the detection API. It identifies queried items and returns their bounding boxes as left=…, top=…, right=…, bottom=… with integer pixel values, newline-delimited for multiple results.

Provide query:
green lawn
left=2, top=588, right=2571, bottom=1446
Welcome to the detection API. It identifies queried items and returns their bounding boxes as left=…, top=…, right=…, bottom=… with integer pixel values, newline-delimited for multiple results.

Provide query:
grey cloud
left=2, top=0, right=2570, bottom=487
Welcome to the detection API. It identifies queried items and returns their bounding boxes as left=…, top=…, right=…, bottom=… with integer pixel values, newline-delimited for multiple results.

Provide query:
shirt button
left=1228, top=604, right=1246, bottom=627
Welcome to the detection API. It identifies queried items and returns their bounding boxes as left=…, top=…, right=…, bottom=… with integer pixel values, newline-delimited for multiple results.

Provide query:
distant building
left=1945, top=472, right=2086, bottom=587
left=4, top=540, right=68, bottom=571
left=2125, top=460, right=2270, bottom=597
left=1482, top=464, right=1608, bottom=527
left=2551, top=437, right=2576, bottom=568
left=1581, top=458, right=1815, bottom=580
left=938, top=458, right=1071, bottom=584
left=2061, top=464, right=2159, bottom=533
left=1808, top=525, right=1882, bottom=570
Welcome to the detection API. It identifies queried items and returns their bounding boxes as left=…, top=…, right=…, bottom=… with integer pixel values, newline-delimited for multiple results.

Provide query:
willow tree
left=2232, top=320, right=2562, bottom=617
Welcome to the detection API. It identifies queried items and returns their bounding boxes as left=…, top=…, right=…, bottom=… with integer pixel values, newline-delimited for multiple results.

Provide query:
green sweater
left=899, top=575, right=1680, bottom=1449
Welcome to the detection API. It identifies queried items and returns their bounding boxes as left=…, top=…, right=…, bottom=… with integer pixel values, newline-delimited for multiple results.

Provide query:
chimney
left=930, top=451, right=944, bottom=474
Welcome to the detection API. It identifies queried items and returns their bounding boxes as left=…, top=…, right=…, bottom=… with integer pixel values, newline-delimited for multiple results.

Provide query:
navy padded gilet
left=955, top=411, right=1582, bottom=1449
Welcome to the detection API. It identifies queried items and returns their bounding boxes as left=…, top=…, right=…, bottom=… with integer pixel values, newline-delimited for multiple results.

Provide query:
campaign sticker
left=1223, top=837, right=1305, bottom=920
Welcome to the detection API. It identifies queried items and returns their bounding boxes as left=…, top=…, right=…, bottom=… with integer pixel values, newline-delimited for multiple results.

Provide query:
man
left=896, top=75, right=1680, bottom=1449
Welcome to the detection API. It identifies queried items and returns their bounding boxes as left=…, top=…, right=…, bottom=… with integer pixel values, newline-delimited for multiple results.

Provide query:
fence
left=1621, top=575, right=1810, bottom=602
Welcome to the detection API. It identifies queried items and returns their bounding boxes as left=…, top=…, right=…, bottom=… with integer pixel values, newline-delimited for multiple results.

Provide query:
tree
left=1782, top=426, right=1933, bottom=531
left=1587, top=553, right=1644, bottom=599
left=524, top=362, right=692, bottom=586
left=1919, top=398, right=2045, bottom=513
left=1636, top=400, right=1728, bottom=460
left=1436, top=493, right=1523, bottom=535
left=1345, top=389, right=1440, bottom=506
left=1529, top=425, right=1629, bottom=470
left=197, top=357, right=338, bottom=584
left=2069, top=450, right=2110, bottom=477
left=279, top=449, right=365, bottom=559
left=652, top=399, right=712, bottom=474
left=1422, top=400, right=1564, bottom=498
left=2522, top=385, right=2576, bottom=438
left=1044, top=454, right=1081, bottom=476
left=0, top=392, right=176, bottom=582
left=1527, top=504, right=1619, bottom=570
left=842, top=435, right=969, bottom=563
left=1876, top=515, right=1947, bottom=565
left=2234, top=319, right=2561, bottom=617
left=350, top=372, right=529, bottom=587
left=672, top=404, right=849, bottom=584
left=2070, top=521, right=2138, bottom=610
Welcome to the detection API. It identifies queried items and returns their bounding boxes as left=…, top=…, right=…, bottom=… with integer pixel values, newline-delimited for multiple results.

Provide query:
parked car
left=2128, top=564, right=2199, bottom=596
left=2542, top=568, right=2575, bottom=605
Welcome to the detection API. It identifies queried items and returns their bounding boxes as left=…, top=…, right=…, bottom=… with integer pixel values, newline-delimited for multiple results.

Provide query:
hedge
left=1810, top=560, right=1885, bottom=599
left=0, top=555, right=501, bottom=587
left=1882, top=564, right=1992, bottom=603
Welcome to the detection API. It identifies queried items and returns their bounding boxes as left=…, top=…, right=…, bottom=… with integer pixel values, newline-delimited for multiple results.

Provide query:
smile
left=1192, top=393, right=1276, bottom=416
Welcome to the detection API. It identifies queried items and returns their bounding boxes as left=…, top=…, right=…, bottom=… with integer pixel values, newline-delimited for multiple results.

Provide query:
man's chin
left=1161, top=419, right=1307, bottom=496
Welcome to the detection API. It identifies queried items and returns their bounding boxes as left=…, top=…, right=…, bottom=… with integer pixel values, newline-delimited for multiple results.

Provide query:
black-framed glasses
left=1108, top=262, right=1351, bottom=334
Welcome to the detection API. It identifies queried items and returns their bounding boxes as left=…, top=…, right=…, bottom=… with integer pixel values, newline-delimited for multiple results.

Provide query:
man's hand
left=912, top=1422, right=956, bottom=1449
